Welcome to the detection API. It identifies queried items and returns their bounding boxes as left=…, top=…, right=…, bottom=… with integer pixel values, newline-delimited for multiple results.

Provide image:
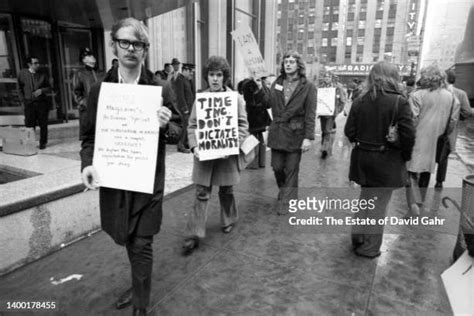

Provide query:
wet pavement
left=0, top=115, right=473, bottom=315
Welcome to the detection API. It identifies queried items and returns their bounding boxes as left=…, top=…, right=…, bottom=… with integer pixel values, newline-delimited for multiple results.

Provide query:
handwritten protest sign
left=231, top=25, right=269, bottom=78
left=93, top=82, right=162, bottom=194
left=195, top=91, right=239, bottom=161
left=316, top=87, right=336, bottom=117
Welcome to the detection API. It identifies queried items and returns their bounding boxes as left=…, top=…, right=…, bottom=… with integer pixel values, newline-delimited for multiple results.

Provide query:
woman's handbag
left=386, top=95, right=400, bottom=145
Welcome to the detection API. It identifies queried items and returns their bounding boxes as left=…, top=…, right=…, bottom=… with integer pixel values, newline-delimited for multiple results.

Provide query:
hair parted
left=110, top=18, right=150, bottom=55
left=280, top=50, right=306, bottom=77
left=203, top=56, right=231, bottom=85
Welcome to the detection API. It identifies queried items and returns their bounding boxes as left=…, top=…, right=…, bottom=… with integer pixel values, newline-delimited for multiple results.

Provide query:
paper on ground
left=441, top=251, right=474, bottom=315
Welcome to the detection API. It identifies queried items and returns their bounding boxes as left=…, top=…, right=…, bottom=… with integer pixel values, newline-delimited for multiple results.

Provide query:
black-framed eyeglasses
left=114, top=38, right=148, bottom=51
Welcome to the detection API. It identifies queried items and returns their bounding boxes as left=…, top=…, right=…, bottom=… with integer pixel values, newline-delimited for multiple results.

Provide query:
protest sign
left=231, top=25, right=269, bottom=78
left=195, top=91, right=239, bottom=161
left=316, top=87, right=336, bottom=117
left=93, top=82, right=162, bottom=194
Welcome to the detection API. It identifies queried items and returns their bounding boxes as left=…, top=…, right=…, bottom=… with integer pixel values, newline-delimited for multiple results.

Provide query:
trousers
left=271, top=149, right=302, bottom=213
left=24, top=100, right=49, bottom=146
left=125, top=235, right=154, bottom=309
left=319, top=116, right=336, bottom=154
left=351, top=187, right=393, bottom=256
left=185, top=184, right=238, bottom=238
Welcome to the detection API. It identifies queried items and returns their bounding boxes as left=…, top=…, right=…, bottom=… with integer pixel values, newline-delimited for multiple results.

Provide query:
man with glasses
left=80, top=17, right=172, bottom=316
left=18, top=55, right=51, bottom=149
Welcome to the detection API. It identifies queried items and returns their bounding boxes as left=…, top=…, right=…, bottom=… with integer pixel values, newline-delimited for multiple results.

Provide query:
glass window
left=310, top=0, right=316, bottom=9
left=298, top=31, right=304, bottom=40
left=360, top=4, right=367, bottom=12
left=323, top=23, right=330, bottom=31
left=299, top=16, right=304, bottom=24
left=357, top=37, right=364, bottom=45
left=307, top=47, right=315, bottom=55
left=324, top=6, right=331, bottom=15
left=322, top=38, right=328, bottom=46
left=375, top=19, right=383, bottom=28
left=357, top=45, right=363, bottom=53
left=348, top=4, right=356, bottom=12
left=376, top=10, right=384, bottom=19
left=0, top=14, right=21, bottom=114
left=386, top=27, right=395, bottom=36
left=358, top=29, right=365, bottom=36
left=347, top=13, right=355, bottom=21
left=333, top=6, right=339, bottom=14
left=346, top=37, right=352, bottom=46
left=297, top=43, right=303, bottom=54
left=385, top=44, right=393, bottom=52
left=308, top=31, right=314, bottom=39
left=388, top=4, right=397, bottom=19
left=356, top=55, right=363, bottom=62
left=309, top=15, right=315, bottom=24
left=332, top=22, right=339, bottom=30
left=359, top=12, right=367, bottom=20
left=358, top=20, right=366, bottom=29
left=331, top=37, right=338, bottom=46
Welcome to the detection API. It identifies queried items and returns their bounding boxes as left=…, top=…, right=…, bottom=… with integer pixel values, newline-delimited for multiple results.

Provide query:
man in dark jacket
left=80, top=18, right=172, bottom=316
left=73, top=47, right=104, bottom=137
left=170, top=58, right=193, bottom=153
left=264, top=51, right=317, bottom=215
left=18, top=55, right=51, bottom=149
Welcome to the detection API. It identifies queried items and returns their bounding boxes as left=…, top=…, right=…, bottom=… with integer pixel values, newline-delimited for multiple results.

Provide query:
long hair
left=203, top=56, right=231, bottom=86
left=280, top=50, right=306, bottom=77
left=418, top=65, right=447, bottom=91
left=362, top=61, right=401, bottom=99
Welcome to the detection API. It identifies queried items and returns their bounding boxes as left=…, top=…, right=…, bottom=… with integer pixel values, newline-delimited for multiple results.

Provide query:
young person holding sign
left=264, top=51, right=317, bottom=215
left=183, top=56, right=249, bottom=256
left=80, top=18, right=173, bottom=315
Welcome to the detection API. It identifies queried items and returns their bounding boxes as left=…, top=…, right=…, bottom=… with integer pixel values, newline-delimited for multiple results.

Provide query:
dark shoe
left=435, top=182, right=443, bottom=189
left=116, top=287, right=133, bottom=309
left=321, top=150, right=328, bottom=159
left=351, top=235, right=365, bottom=249
left=182, top=237, right=199, bottom=256
left=39, top=144, right=46, bottom=150
left=222, top=224, right=234, bottom=234
left=132, top=307, right=147, bottom=316
left=354, top=249, right=381, bottom=259
left=177, top=147, right=191, bottom=153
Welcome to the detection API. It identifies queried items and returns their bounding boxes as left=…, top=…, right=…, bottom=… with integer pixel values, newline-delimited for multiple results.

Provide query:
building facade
left=275, top=0, right=425, bottom=81
left=0, top=0, right=273, bottom=126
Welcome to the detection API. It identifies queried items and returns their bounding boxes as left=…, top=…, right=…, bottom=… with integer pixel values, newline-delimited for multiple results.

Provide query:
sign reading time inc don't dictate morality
left=93, top=82, right=162, bottom=194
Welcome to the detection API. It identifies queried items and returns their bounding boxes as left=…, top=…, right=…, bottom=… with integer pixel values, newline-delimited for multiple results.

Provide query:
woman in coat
left=238, top=78, right=271, bottom=168
left=182, top=56, right=249, bottom=255
left=405, top=65, right=457, bottom=216
left=345, top=61, right=415, bottom=258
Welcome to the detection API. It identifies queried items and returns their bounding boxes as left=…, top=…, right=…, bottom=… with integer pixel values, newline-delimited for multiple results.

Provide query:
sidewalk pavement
left=0, top=115, right=470, bottom=315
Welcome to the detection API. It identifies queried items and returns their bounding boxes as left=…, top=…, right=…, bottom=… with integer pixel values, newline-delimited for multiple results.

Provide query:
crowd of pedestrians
left=77, top=17, right=473, bottom=315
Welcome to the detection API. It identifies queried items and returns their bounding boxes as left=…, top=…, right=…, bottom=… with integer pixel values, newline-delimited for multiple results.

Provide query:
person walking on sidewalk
left=182, top=56, right=249, bottom=255
left=405, top=65, right=457, bottom=217
left=80, top=17, right=173, bottom=316
left=18, top=55, right=52, bottom=149
left=73, top=47, right=104, bottom=137
left=264, top=50, right=317, bottom=215
left=435, top=70, right=473, bottom=189
left=345, top=61, right=415, bottom=258
left=318, top=72, right=347, bottom=158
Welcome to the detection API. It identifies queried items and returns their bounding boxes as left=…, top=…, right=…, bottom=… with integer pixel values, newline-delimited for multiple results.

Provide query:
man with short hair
left=18, top=55, right=51, bottom=149
left=80, top=17, right=172, bottom=315
left=73, top=47, right=104, bottom=135
left=264, top=51, right=317, bottom=215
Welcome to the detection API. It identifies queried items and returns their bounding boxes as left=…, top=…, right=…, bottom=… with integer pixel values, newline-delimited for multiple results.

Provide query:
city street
left=0, top=115, right=472, bottom=315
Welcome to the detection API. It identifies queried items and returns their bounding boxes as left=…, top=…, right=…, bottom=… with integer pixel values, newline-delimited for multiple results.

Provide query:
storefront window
left=0, top=14, right=20, bottom=116
left=20, top=18, right=56, bottom=115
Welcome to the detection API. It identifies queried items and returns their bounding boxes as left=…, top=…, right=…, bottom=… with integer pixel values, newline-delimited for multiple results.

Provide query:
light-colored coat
left=407, top=88, right=457, bottom=173
left=448, top=85, right=473, bottom=151
left=188, top=87, right=249, bottom=187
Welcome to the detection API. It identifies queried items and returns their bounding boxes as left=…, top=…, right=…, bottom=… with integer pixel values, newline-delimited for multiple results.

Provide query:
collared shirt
left=283, top=76, right=300, bottom=104
left=118, top=66, right=141, bottom=84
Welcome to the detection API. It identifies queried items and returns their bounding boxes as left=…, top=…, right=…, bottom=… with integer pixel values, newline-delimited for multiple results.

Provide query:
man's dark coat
left=80, top=67, right=174, bottom=245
